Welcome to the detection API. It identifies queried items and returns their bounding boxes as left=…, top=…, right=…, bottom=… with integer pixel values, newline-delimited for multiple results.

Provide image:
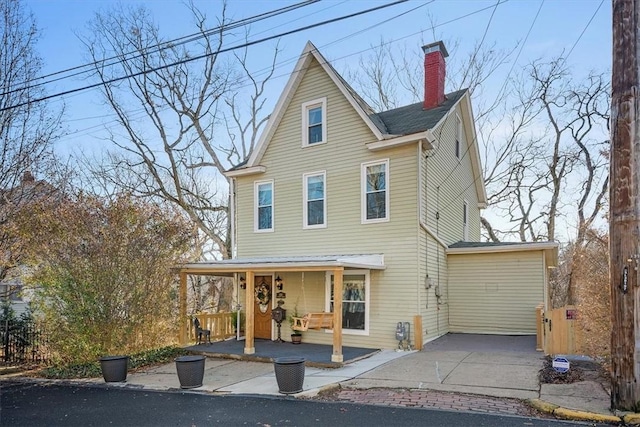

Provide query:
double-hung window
left=361, top=159, right=389, bottom=223
left=303, top=171, right=326, bottom=228
left=302, top=98, right=327, bottom=146
left=255, top=180, right=274, bottom=232
left=325, top=270, right=369, bottom=335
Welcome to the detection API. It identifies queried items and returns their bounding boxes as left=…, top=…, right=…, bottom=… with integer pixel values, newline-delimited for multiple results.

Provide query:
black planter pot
left=291, top=333, right=302, bottom=344
left=100, top=355, right=128, bottom=382
left=274, top=357, right=305, bottom=394
left=175, top=355, right=206, bottom=389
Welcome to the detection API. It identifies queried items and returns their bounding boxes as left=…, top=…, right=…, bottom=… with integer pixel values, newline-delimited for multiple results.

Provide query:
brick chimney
left=422, top=41, right=448, bottom=110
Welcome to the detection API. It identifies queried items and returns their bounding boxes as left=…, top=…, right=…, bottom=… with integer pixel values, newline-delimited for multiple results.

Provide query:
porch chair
left=193, top=317, right=211, bottom=344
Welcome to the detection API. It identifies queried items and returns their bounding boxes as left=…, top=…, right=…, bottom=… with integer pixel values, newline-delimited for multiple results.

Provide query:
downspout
left=230, top=177, right=236, bottom=259
left=417, top=141, right=423, bottom=314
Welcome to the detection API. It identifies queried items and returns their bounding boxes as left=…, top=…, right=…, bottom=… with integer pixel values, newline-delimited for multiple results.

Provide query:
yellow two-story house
left=180, top=41, right=557, bottom=362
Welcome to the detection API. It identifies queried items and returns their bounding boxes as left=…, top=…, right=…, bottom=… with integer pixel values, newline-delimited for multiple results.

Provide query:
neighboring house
left=179, top=41, right=558, bottom=361
left=0, top=171, right=57, bottom=316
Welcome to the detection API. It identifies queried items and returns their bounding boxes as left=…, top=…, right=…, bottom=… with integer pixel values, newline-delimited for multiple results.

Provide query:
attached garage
left=446, top=242, right=558, bottom=335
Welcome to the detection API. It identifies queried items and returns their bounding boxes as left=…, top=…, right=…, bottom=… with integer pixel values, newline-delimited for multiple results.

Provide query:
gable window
left=455, top=114, right=462, bottom=159
left=303, top=171, right=326, bottom=228
left=463, top=200, right=469, bottom=241
left=361, top=159, right=389, bottom=223
left=302, top=98, right=327, bottom=146
left=325, top=270, right=369, bottom=335
left=255, top=180, right=274, bottom=232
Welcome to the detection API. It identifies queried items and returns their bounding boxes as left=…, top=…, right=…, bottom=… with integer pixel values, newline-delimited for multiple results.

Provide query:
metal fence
left=1, top=319, right=49, bottom=365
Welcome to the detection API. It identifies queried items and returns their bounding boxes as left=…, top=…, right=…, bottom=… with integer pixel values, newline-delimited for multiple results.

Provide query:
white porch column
left=332, top=268, right=343, bottom=362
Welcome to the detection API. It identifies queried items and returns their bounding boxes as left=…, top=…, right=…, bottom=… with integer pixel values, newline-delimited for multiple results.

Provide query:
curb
left=527, top=398, right=622, bottom=424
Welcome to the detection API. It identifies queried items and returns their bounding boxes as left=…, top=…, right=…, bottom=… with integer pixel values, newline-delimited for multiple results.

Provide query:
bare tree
left=0, top=0, right=64, bottom=293
left=81, top=2, right=278, bottom=260
left=485, top=59, right=609, bottom=248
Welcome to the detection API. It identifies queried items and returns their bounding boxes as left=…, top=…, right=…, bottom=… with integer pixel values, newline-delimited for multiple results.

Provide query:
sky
left=21, top=0, right=611, bottom=242
left=24, top=0, right=610, bottom=152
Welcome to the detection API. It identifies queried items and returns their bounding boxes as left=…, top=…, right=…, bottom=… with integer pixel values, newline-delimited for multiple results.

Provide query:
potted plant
left=288, top=306, right=303, bottom=345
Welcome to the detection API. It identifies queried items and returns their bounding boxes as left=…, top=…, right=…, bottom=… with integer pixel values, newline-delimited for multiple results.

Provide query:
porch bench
left=291, top=312, right=333, bottom=331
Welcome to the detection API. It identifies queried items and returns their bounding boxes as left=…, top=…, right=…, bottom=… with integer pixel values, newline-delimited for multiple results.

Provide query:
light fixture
left=275, top=275, right=283, bottom=291
left=239, top=276, right=246, bottom=290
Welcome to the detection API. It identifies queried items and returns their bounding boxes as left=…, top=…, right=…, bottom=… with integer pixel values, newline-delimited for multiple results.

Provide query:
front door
left=253, top=276, right=273, bottom=340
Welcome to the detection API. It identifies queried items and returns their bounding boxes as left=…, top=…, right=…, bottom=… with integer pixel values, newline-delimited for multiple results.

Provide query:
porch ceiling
left=179, top=254, right=385, bottom=275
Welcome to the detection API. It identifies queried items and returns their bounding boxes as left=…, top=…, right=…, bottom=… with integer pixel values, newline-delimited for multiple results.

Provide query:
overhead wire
left=1, top=0, right=408, bottom=113
left=56, top=0, right=500, bottom=144
left=437, top=0, right=605, bottom=212
left=1, top=0, right=321, bottom=96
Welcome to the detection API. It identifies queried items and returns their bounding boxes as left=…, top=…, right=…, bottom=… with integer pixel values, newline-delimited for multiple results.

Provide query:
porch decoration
left=289, top=273, right=333, bottom=331
left=175, top=355, right=206, bottom=389
left=273, top=357, right=305, bottom=394
left=255, top=280, right=271, bottom=313
left=99, top=355, right=129, bottom=382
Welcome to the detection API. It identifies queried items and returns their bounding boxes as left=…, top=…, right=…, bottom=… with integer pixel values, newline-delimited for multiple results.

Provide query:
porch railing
left=188, top=312, right=235, bottom=343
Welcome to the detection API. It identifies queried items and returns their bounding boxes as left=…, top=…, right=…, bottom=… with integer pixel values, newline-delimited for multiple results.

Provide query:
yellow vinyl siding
left=234, top=56, right=421, bottom=349
left=447, top=251, right=545, bottom=334
left=423, top=100, right=481, bottom=246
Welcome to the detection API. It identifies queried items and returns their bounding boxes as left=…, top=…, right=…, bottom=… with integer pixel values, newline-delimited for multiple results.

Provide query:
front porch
left=185, top=339, right=379, bottom=368
left=177, top=254, right=386, bottom=364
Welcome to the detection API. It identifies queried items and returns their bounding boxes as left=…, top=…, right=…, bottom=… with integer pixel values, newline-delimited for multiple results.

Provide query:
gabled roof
left=376, top=89, right=467, bottom=136
left=228, top=42, right=487, bottom=207
left=244, top=41, right=387, bottom=169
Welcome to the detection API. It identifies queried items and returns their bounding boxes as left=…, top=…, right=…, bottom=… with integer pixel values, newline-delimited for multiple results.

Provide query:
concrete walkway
left=107, top=349, right=412, bottom=396
left=45, top=334, right=621, bottom=424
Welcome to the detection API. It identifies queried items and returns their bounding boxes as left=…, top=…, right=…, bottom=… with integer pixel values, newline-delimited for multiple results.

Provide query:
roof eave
left=367, top=130, right=436, bottom=152
left=224, top=166, right=266, bottom=178
left=446, top=242, right=559, bottom=267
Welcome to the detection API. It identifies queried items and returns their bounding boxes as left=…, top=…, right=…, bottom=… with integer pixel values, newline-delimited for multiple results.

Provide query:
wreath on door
left=255, top=282, right=271, bottom=308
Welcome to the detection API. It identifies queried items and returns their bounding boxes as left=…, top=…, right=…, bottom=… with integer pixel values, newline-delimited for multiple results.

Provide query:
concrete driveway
left=341, top=334, right=544, bottom=400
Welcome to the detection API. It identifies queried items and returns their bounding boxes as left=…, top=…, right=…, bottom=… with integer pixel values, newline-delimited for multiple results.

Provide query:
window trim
left=254, top=180, right=274, bottom=233
left=361, top=159, right=390, bottom=224
left=324, top=270, right=370, bottom=336
left=303, top=171, right=327, bottom=229
left=301, top=97, right=327, bottom=147
left=455, top=113, right=462, bottom=159
left=463, top=199, right=469, bottom=241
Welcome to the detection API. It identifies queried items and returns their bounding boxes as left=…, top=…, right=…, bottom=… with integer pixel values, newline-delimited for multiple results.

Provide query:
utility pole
left=610, top=0, right=640, bottom=411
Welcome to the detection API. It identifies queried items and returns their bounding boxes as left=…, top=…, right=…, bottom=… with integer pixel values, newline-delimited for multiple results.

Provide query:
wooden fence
left=187, top=313, right=235, bottom=343
left=537, top=304, right=581, bottom=355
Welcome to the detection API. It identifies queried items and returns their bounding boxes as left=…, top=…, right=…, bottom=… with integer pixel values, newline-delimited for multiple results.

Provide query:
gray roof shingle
left=374, top=89, right=467, bottom=136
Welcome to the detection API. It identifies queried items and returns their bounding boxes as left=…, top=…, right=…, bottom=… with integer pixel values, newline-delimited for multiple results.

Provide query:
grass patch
left=36, top=346, right=190, bottom=379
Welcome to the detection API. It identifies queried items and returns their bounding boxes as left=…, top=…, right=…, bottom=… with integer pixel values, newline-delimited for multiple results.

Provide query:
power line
left=565, top=0, right=605, bottom=61
left=434, top=0, right=543, bottom=192
left=55, top=0, right=510, bottom=144
left=1, top=0, right=408, bottom=113
left=1, top=0, right=320, bottom=97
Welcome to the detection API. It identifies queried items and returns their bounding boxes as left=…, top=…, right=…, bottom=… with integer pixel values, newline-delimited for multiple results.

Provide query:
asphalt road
left=0, top=380, right=603, bottom=427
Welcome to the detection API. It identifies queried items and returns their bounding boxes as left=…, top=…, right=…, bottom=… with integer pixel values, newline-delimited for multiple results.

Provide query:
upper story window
left=325, top=270, right=369, bottom=335
left=302, top=98, right=327, bottom=146
left=303, top=171, right=326, bottom=228
left=455, top=114, right=462, bottom=159
left=255, top=180, right=274, bottom=232
left=463, top=200, right=469, bottom=241
left=361, top=159, right=389, bottom=223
